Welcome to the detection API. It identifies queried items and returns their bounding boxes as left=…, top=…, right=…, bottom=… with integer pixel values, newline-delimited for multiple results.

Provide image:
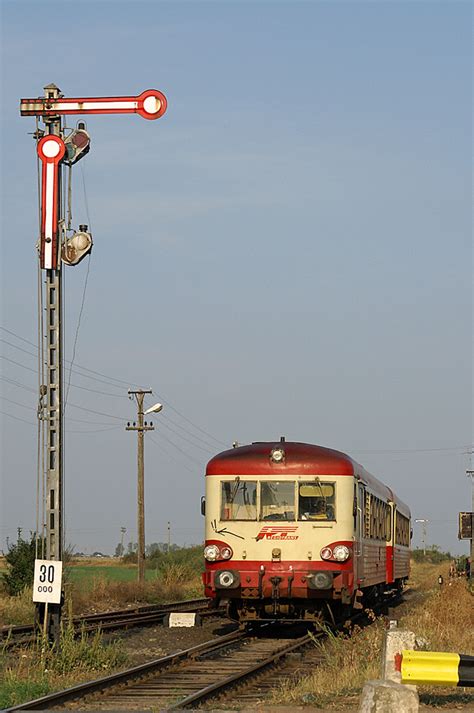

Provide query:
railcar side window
left=221, top=480, right=257, bottom=520
left=298, top=482, right=336, bottom=521
left=363, top=492, right=391, bottom=540
left=260, top=481, right=295, bottom=521
left=395, top=512, right=410, bottom=546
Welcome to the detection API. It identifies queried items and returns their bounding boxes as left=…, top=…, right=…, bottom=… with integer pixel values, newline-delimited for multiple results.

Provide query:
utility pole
left=126, top=390, right=154, bottom=584
left=415, top=518, right=429, bottom=556
left=467, top=469, right=474, bottom=579
left=120, top=526, right=127, bottom=557
left=20, top=83, right=167, bottom=642
left=167, top=521, right=171, bottom=554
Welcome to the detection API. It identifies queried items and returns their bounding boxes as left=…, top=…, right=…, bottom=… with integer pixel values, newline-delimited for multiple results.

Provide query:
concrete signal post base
left=359, top=679, right=419, bottom=713
left=359, top=623, right=419, bottom=712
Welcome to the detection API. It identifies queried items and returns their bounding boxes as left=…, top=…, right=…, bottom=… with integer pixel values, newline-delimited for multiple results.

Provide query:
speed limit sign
left=33, top=559, right=63, bottom=603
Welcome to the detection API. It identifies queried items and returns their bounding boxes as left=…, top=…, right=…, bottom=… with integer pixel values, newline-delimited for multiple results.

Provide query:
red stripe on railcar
left=386, top=545, right=394, bottom=583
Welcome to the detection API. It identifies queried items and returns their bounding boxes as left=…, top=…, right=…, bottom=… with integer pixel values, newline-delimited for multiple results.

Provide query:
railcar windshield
left=221, top=480, right=257, bottom=520
left=260, top=481, right=295, bottom=521
left=298, top=481, right=336, bottom=521
left=218, top=479, right=336, bottom=522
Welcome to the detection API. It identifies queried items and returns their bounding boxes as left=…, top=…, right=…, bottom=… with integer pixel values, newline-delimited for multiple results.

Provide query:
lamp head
left=144, top=402, right=163, bottom=415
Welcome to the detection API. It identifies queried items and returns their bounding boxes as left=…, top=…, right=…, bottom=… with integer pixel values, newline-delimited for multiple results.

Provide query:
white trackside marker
left=165, top=612, right=201, bottom=627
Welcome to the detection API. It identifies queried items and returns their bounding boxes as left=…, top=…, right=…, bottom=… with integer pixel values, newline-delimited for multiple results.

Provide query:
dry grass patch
left=70, top=563, right=202, bottom=615
left=273, top=616, right=385, bottom=710
left=0, top=586, right=35, bottom=626
left=272, top=565, right=473, bottom=710
left=401, top=577, right=474, bottom=708
left=403, top=577, right=474, bottom=653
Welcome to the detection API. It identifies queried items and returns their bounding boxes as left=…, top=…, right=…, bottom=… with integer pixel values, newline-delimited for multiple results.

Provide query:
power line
left=0, top=409, right=36, bottom=426
left=1, top=325, right=226, bottom=447
left=1, top=339, right=126, bottom=398
left=351, top=445, right=472, bottom=455
left=157, top=418, right=214, bottom=454
left=148, top=432, right=203, bottom=468
left=1, top=367, right=216, bottom=462
left=0, top=395, right=119, bottom=426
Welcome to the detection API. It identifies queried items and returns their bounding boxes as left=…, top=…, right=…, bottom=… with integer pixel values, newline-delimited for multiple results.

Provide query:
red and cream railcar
left=202, top=440, right=410, bottom=623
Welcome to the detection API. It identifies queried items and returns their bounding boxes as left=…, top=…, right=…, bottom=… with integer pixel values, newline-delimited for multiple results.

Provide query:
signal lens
left=220, top=546, right=233, bottom=560
left=320, top=547, right=333, bottom=560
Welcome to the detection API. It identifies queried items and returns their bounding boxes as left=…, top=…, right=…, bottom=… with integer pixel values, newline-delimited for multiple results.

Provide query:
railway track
left=3, top=626, right=320, bottom=711
left=4, top=590, right=408, bottom=711
left=1, top=597, right=221, bottom=649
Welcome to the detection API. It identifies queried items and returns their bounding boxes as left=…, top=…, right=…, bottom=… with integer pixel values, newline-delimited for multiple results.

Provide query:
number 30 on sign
left=33, top=559, right=63, bottom=604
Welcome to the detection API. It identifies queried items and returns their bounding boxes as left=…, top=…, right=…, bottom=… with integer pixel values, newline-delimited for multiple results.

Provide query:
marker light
left=220, top=546, right=233, bottom=560
left=270, top=447, right=285, bottom=463
left=320, top=547, right=332, bottom=560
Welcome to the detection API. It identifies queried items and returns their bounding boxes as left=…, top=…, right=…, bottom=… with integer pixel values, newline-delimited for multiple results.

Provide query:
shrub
left=2, top=535, right=44, bottom=596
left=411, top=546, right=451, bottom=564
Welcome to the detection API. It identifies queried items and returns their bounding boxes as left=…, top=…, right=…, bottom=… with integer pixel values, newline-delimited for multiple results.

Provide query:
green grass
left=0, top=618, right=126, bottom=709
left=67, top=565, right=158, bottom=586
left=0, top=679, right=52, bottom=710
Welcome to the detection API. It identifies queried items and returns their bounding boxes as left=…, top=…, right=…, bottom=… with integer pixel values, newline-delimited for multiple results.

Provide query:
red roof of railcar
left=206, top=441, right=354, bottom=477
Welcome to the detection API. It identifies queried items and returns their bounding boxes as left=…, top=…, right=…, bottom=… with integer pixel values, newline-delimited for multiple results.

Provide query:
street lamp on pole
left=467, top=469, right=474, bottom=580
left=414, top=519, right=429, bottom=556
left=126, top=393, right=163, bottom=584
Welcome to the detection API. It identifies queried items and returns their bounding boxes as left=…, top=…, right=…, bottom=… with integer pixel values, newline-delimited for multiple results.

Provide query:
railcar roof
left=206, top=441, right=355, bottom=477
left=206, top=441, right=409, bottom=513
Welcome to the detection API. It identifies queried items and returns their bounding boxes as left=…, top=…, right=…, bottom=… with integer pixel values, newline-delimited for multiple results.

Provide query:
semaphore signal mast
left=20, top=83, right=167, bottom=643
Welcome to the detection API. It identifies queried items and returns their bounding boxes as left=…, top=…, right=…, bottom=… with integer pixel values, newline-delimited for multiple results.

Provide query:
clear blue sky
left=1, top=0, right=472, bottom=555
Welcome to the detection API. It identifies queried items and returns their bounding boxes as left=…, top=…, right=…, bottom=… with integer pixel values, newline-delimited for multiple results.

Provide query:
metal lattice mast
left=20, top=82, right=167, bottom=642
left=42, top=84, right=64, bottom=644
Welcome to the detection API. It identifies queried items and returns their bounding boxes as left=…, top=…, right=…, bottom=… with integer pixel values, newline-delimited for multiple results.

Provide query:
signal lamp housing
left=64, top=124, right=91, bottom=166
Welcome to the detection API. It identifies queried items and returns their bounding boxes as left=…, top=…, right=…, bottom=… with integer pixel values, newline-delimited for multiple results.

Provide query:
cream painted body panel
left=205, top=474, right=355, bottom=564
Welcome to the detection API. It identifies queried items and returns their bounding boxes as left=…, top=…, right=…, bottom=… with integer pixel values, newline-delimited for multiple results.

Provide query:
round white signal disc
left=143, top=95, right=161, bottom=115
left=42, top=139, right=62, bottom=158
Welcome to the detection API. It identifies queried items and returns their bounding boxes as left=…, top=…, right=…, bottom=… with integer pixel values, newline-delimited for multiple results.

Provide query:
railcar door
left=354, top=482, right=365, bottom=586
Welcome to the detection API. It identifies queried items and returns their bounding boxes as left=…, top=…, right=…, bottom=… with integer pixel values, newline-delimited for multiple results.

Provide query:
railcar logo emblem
left=256, top=526, right=299, bottom=541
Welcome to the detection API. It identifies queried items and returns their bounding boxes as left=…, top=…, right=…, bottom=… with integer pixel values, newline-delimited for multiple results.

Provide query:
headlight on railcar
left=332, top=545, right=350, bottom=562
left=307, top=571, right=333, bottom=590
left=215, top=570, right=240, bottom=589
left=320, top=544, right=351, bottom=562
left=204, top=544, right=234, bottom=561
left=204, top=544, right=220, bottom=561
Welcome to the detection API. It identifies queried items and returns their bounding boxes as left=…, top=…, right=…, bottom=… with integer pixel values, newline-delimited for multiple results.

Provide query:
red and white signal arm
left=21, top=89, right=167, bottom=121
left=37, top=135, right=65, bottom=270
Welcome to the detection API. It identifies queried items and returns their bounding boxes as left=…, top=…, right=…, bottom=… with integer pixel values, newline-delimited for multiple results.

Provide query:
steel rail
left=3, top=589, right=409, bottom=711
left=168, top=632, right=320, bottom=709
left=3, top=629, right=248, bottom=712
left=1, top=597, right=219, bottom=648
